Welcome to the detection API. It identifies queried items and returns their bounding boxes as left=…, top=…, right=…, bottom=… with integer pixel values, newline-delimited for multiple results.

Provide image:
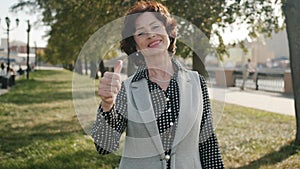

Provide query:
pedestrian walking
left=241, top=58, right=255, bottom=90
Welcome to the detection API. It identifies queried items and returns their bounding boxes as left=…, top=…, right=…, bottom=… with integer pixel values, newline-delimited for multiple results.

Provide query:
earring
left=136, top=50, right=140, bottom=56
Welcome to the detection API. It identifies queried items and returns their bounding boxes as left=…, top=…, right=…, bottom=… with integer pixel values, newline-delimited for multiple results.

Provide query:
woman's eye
left=136, top=32, right=144, bottom=36
left=152, top=25, right=160, bottom=30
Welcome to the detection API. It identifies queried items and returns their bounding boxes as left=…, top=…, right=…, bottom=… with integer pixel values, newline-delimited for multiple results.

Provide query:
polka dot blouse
left=91, top=59, right=224, bottom=168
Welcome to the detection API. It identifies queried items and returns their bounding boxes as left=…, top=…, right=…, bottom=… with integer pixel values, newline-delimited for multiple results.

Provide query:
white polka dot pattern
left=91, top=59, right=224, bottom=168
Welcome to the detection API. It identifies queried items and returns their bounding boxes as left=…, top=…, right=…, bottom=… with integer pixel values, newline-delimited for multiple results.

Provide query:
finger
left=98, top=88, right=115, bottom=98
left=99, top=82, right=120, bottom=94
left=103, top=72, right=121, bottom=80
left=101, top=96, right=114, bottom=104
left=100, top=85, right=118, bottom=93
left=114, top=60, right=123, bottom=74
left=100, top=78, right=121, bottom=88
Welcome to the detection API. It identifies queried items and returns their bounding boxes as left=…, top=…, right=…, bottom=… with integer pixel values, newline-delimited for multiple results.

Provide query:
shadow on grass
left=32, top=69, right=65, bottom=76
left=236, top=141, right=300, bottom=169
left=0, top=119, right=84, bottom=153
left=0, top=78, right=73, bottom=105
left=15, top=148, right=121, bottom=169
left=1, top=118, right=121, bottom=169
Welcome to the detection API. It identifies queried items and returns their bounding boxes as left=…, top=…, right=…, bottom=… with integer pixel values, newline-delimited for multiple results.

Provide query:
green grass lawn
left=0, top=70, right=299, bottom=169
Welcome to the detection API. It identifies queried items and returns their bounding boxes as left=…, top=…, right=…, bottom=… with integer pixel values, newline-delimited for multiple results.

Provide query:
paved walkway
left=124, top=72, right=295, bottom=116
left=1, top=71, right=296, bottom=116
left=208, top=87, right=295, bottom=116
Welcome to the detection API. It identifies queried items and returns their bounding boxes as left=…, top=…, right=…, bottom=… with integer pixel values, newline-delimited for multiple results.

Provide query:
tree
left=158, top=0, right=283, bottom=76
left=12, top=0, right=135, bottom=71
left=160, top=1, right=225, bottom=76
left=12, top=0, right=282, bottom=74
left=282, top=0, right=300, bottom=144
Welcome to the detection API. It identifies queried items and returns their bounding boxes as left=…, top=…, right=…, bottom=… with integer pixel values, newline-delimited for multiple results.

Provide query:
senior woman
left=91, top=1, right=224, bottom=169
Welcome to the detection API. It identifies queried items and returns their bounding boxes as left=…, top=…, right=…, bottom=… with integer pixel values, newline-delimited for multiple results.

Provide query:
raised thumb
left=114, top=60, right=123, bottom=74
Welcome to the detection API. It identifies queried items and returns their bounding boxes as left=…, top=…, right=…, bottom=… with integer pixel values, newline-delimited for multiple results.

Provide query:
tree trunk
left=74, top=59, right=83, bottom=74
left=90, top=61, right=97, bottom=79
left=99, top=60, right=106, bottom=77
left=192, top=52, right=208, bottom=78
left=191, top=18, right=211, bottom=79
left=283, top=0, right=300, bottom=144
left=84, top=55, right=88, bottom=75
left=127, top=55, right=136, bottom=77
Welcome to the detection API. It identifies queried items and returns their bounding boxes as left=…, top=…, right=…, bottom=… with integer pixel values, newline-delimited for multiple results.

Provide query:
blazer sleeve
left=91, top=82, right=128, bottom=155
left=198, top=75, right=225, bottom=168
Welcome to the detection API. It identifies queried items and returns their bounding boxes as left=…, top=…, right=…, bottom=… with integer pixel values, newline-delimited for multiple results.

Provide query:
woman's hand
left=98, top=60, right=123, bottom=112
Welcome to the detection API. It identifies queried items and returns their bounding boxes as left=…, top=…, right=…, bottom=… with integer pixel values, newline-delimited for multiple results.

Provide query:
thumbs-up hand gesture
left=98, top=60, right=123, bottom=112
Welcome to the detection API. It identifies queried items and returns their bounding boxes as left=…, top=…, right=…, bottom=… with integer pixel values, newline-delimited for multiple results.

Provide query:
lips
left=148, top=40, right=162, bottom=48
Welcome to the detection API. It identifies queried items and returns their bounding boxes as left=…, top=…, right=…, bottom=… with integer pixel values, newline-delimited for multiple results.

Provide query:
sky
left=0, top=0, right=49, bottom=47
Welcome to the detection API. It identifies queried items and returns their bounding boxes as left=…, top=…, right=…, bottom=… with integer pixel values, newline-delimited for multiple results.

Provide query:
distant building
left=222, top=29, right=289, bottom=68
left=0, top=38, right=46, bottom=67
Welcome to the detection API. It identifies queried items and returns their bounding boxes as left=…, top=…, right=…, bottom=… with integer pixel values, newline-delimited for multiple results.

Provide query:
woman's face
left=134, top=12, right=170, bottom=58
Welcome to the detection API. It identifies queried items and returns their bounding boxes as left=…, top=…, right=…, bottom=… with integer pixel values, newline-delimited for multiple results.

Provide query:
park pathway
left=208, top=87, right=295, bottom=116
left=1, top=71, right=296, bottom=116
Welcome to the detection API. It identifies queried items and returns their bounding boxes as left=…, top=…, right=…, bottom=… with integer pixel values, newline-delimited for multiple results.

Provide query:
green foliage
left=229, top=0, right=284, bottom=37
left=12, top=0, right=133, bottom=69
left=11, top=0, right=284, bottom=66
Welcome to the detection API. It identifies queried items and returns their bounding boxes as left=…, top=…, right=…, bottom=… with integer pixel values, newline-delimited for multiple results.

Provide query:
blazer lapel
left=130, top=79, right=165, bottom=155
left=172, top=70, right=203, bottom=148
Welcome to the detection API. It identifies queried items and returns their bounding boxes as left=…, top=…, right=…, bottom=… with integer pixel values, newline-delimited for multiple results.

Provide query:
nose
left=146, top=32, right=156, bottom=39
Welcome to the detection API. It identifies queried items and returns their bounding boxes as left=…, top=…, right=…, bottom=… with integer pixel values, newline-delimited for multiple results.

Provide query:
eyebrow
left=136, top=21, right=158, bottom=31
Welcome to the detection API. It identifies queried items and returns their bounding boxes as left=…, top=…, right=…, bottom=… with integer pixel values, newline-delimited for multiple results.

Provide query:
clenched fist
left=98, top=60, right=123, bottom=112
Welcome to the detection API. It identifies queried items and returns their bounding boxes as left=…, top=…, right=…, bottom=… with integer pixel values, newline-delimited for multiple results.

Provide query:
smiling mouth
left=148, top=40, right=161, bottom=48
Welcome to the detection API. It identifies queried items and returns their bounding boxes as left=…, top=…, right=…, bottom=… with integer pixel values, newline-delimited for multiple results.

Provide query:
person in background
left=241, top=58, right=256, bottom=90
left=91, top=1, right=224, bottom=168
left=7, top=67, right=16, bottom=86
left=0, top=62, right=6, bottom=77
left=0, top=62, right=8, bottom=89
left=17, top=65, right=24, bottom=76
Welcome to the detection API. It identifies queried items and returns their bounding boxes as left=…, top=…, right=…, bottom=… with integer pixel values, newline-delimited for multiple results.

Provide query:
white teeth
left=149, top=40, right=160, bottom=47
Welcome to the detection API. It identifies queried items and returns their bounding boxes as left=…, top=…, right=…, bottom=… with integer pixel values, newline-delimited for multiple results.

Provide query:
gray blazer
left=120, top=68, right=203, bottom=169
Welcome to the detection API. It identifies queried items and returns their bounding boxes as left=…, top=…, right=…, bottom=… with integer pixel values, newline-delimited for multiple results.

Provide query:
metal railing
left=206, top=67, right=288, bottom=93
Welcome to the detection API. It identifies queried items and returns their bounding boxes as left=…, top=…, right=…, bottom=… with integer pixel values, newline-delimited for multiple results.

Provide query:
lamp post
left=26, top=20, right=31, bottom=80
left=34, top=41, right=37, bottom=69
left=3, top=17, right=19, bottom=72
